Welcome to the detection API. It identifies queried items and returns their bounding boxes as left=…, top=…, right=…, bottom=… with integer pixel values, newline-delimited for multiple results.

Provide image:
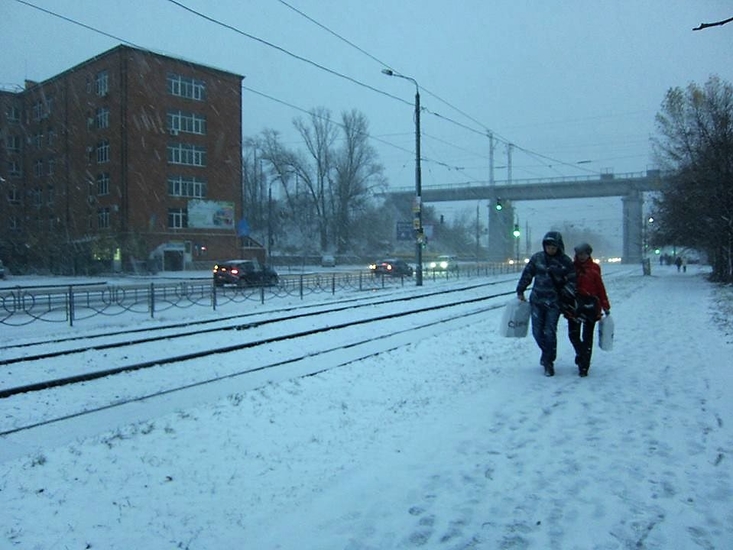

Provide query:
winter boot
left=579, top=359, right=589, bottom=377
left=543, top=362, right=555, bottom=377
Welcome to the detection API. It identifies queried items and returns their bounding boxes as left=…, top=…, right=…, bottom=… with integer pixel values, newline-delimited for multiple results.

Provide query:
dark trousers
left=530, top=302, right=561, bottom=366
left=568, top=318, right=596, bottom=370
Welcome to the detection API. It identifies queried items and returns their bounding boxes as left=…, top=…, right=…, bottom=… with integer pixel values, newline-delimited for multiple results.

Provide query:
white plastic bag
left=499, top=298, right=531, bottom=338
left=598, top=314, right=614, bottom=351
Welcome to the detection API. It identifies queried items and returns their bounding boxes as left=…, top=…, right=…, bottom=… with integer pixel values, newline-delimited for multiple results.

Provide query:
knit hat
left=574, top=242, right=593, bottom=255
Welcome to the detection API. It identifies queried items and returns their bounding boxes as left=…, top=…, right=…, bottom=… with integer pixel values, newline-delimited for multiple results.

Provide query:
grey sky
left=2, top=0, right=731, bottom=254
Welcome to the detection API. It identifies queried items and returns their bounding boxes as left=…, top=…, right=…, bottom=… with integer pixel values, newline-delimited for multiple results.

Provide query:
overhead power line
left=273, top=0, right=601, bottom=175
left=13, top=0, right=609, bottom=178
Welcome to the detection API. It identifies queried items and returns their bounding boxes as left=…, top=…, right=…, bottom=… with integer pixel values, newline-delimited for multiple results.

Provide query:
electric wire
left=274, top=0, right=603, bottom=176
left=12, top=0, right=621, bottom=179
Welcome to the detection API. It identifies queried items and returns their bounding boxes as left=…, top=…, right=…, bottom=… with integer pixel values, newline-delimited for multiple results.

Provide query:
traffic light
left=495, top=199, right=503, bottom=211
left=513, top=224, right=520, bottom=238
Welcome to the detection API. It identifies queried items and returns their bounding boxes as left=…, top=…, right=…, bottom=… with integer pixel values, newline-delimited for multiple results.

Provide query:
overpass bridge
left=388, top=170, right=665, bottom=263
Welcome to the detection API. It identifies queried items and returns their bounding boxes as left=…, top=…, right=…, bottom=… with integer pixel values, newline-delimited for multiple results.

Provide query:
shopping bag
left=499, top=298, right=531, bottom=338
left=598, top=314, right=614, bottom=351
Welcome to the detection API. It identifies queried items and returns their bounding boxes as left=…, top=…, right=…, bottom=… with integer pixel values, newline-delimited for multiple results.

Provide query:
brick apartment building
left=0, top=44, right=254, bottom=274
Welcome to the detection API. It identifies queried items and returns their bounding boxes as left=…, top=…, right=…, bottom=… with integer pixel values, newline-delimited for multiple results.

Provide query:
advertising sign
left=188, top=200, right=235, bottom=229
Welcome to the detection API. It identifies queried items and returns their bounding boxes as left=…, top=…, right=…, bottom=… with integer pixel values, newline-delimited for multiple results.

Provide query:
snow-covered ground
left=1, top=264, right=731, bottom=549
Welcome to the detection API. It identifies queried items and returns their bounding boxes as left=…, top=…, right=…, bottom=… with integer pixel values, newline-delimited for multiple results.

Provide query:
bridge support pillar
left=622, top=191, right=643, bottom=264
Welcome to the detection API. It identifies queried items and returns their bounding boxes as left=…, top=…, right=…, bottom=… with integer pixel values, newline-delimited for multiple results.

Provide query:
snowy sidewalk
left=2, top=266, right=731, bottom=549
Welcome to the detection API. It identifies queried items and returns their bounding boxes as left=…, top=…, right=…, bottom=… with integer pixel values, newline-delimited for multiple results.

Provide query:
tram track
left=0, top=279, right=515, bottom=363
left=0, top=282, right=517, bottom=437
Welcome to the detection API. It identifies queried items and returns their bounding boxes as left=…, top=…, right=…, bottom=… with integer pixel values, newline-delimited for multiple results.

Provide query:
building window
left=47, top=127, right=57, bottom=145
left=7, top=105, right=21, bottom=123
left=31, top=188, right=42, bottom=207
left=98, top=207, right=110, bottom=229
left=167, top=143, right=206, bottom=167
left=47, top=185, right=55, bottom=205
left=8, top=160, right=22, bottom=178
left=96, top=70, right=109, bottom=96
left=96, top=107, right=110, bottom=129
left=167, top=110, right=207, bottom=135
left=97, top=173, right=110, bottom=195
left=168, top=208, right=188, bottom=228
left=32, top=101, right=45, bottom=121
left=9, top=216, right=20, bottom=231
left=33, top=132, right=44, bottom=148
left=97, top=140, right=110, bottom=163
left=167, top=73, right=206, bottom=101
left=33, top=159, right=44, bottom=177
left=6, top=135, right=21, bottom=153
left=47, top=157, right=55, bottom=176
left=8, top=187, right=21, bottom=205
left=167, top=175, right=207, bottom=198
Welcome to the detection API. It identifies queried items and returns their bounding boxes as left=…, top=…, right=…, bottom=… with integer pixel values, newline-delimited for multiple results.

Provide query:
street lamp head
left=381, top=68, right=395, bottom=76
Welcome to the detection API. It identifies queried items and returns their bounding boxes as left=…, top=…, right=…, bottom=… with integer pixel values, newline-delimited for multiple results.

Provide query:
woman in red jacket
left=567, top=243, right=610, bottom=377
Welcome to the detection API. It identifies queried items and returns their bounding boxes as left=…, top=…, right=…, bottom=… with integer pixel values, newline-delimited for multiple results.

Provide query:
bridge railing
left=388, top=170, right=663, bottom=194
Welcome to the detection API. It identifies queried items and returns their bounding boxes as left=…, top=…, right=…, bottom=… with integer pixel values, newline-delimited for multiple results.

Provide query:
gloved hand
left=604, top=309, right=610, bottom=316
left=518, top=292, right=526, bottom=302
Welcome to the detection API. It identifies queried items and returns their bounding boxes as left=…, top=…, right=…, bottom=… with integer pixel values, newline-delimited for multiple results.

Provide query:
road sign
left=396, top=222, right=413, bottom=241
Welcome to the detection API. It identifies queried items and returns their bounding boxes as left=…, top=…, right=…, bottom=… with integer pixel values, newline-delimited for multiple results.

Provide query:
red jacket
left=574, top=257, right=610, bottom=315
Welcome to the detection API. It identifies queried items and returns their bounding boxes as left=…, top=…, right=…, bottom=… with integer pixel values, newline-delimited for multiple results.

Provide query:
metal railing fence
left=1, top=264, right=521, bottom=327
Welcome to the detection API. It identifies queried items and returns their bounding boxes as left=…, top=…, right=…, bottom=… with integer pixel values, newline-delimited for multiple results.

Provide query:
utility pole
left=507, top=143, right=514, bottom=184
left=488, top=131, right=495, bottom=185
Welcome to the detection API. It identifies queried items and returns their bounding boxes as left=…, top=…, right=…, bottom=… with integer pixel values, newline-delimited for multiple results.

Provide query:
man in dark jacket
left=516, top=231, right=576, bottom=376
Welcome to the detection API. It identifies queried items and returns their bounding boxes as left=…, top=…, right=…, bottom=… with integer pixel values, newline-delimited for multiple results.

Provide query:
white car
left=321, top=255, right=336, bottom=267
left=428, top=255, right=457, bottom=271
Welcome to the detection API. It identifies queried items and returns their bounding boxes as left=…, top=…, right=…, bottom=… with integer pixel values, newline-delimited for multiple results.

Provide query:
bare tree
left=652, top=75, right=733, bottom=281
left=293, top=107, right=339, bottom=250
left=330, top=110, right=387, bottom=253
left=241, top=137, right=267, bottom=235
left=693, top=17, right=733, bottom=31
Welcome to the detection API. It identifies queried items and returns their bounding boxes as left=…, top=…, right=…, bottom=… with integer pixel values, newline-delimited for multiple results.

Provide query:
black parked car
left=213, top=260, right=279, bottom=287
left=369, top=258, right=414, bottom=277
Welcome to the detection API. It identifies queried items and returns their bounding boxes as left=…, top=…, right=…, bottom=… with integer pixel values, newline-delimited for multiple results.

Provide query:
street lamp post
left=382, top=68, right=423, bottom=286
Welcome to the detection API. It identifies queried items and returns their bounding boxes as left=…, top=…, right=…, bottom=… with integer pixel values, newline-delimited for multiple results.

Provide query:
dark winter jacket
left=573, top=256, right=610, bottom=319
left=516, top=231, right=576, bottom=308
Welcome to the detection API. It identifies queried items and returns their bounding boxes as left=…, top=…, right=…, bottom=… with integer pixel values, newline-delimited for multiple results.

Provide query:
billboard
left=188, top=200, right=235, bottom=229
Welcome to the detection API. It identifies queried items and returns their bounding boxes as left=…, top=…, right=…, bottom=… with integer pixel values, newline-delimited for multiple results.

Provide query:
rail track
left=0, top=279, right=518, bottom=437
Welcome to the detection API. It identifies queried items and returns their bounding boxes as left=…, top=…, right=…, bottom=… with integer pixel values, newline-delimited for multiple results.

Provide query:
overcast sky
left=2, top=0, right=731, bottom=253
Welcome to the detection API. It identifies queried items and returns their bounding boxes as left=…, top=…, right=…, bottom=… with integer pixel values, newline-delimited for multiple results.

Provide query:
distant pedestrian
left=675, top=256, right=682, bottom=272
left=682, top=256, right=688, bottom=273
left=566, top=243, right=611, bottom=377
left=516, top=231, right=576, bottom=377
